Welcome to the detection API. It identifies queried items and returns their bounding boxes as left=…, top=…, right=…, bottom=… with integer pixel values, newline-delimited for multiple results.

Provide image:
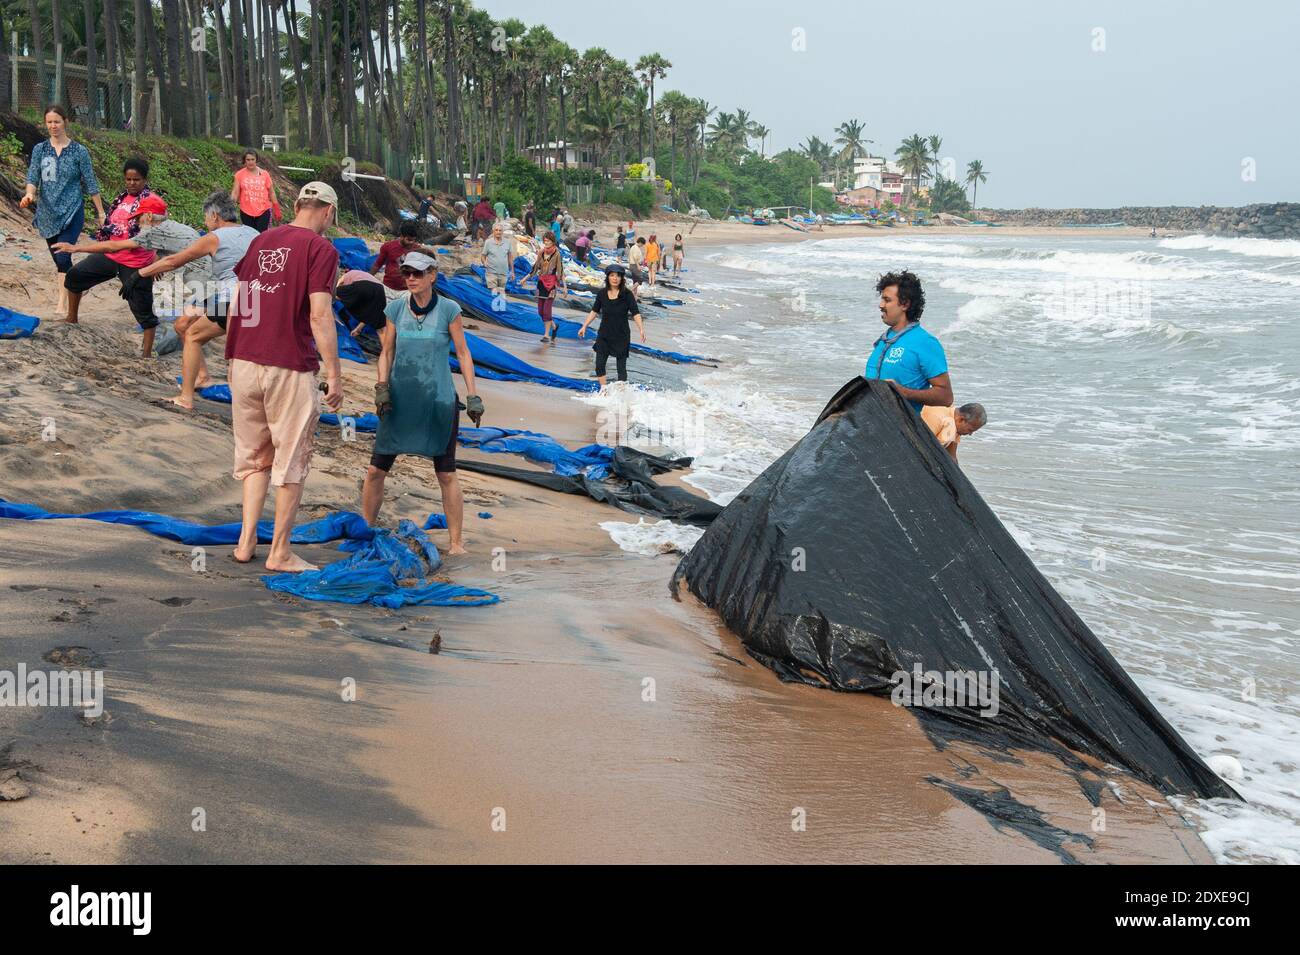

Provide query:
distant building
left=525, top=141, right=596, bottom=170
left=854, top=155, right=914, bottom=203
left=839, top=185, right=884, bottom=207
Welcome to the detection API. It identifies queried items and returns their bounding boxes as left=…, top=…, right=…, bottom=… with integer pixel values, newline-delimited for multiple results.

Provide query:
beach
left=2, top=210, right=1275, bottom=864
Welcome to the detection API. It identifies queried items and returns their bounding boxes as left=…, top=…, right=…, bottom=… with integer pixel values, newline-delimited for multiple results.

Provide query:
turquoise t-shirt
left=863, top=323, right=948, bottom=412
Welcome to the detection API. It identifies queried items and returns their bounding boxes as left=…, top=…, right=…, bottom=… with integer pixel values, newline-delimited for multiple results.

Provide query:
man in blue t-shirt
left=863, top=270, right=953, bottom=412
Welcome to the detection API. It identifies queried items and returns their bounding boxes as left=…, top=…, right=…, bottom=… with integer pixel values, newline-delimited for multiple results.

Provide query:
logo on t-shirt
left=886, top=346, right=906, bottom=362
left=258, top=247, right=291, bottom=273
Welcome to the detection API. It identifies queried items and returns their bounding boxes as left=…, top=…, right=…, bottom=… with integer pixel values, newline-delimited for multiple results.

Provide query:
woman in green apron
left=362, top=252, right=485, bottom=554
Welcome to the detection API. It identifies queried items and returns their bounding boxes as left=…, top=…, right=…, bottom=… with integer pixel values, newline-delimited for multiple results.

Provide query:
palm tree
left=658, top=89, right=691, bottom=185
left=800, top=136, right=834, bottom=182
left=578, top=98, right=627, bottom=203
left=895, top=134, right=931, bottom=206
left=752, top=124, right=770, bottom=158
left=965, top=159, right=988, bottom=207
left=834, top=119, right=870, bottom=187
left=927, top=134, right=943, bottom=195
left=634, top=52, right=670, bottom=160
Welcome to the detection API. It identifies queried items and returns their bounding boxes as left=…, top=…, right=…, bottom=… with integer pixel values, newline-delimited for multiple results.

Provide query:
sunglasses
left=400, top=268, right=430, bottom=278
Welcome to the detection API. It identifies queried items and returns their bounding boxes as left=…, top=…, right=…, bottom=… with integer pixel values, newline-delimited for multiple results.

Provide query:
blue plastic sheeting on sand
left=0, top=498, right=373, bottom=547
left=0, top=306, right=40, bottom=339
left=263, top=518, right=499, bottom=608
left=436, top=271, right=711, bottom=365
left=320, top=412, right=379, bottom=432
left=329, top=306, right=371, bottom=363
left=458, top=330, right=596, bottom=392
left=459, top=426, right=613, bottom=479
left=332, top=237, right=376, bottom=272
left=423, top=513, right=448, bottom=529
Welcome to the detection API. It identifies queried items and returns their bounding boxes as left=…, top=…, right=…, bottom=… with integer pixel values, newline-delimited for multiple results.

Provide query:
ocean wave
left=1160, top=234, right=1300, bottom=259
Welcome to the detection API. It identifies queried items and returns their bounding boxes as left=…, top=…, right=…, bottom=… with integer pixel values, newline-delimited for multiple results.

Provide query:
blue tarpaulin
left=0, top=498, right=372, bottom=546
left=0, top=306, right=40, bottom=339
left=459, top=426, right=614, bottom=479
left=332, top=237, right=376, bottom=272
left=0, top=498, right=498, bottom=608
left=264, top=518, right=499, bottom=608
left=437, top=270, right=713, bottom=365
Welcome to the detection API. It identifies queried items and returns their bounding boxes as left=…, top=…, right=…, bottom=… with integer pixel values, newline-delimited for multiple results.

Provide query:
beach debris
left=429, top=630, right=442, bottom=654
left=43, top=646, right=106, bottom=669
left=0, top=769, right=31, bottom=802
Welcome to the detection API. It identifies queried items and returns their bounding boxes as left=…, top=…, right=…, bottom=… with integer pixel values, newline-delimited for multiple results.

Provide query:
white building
left=851, top=155, right=917, bottom=204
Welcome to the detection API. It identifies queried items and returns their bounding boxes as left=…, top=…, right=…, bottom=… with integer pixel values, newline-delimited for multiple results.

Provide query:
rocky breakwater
left=974, top=203, right=1300, bottom=238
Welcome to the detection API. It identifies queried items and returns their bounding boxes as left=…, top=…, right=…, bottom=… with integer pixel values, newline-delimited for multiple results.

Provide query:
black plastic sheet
left=671, top=377, right=1238, bottom=800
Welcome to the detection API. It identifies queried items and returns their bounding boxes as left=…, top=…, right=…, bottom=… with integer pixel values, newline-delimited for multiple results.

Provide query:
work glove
left=375, top=381, right=393, bottom=417
left=465, top=394, right=485, bottom=426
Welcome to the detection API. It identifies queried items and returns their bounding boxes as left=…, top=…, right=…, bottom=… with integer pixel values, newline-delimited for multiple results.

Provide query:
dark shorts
left=241, top=210, right=272, bottom=232
left=370, top=410, right=460, bottom=474
left=46, top=206, right=85, bottom=274
left=64, top=252, right=157, bottom=329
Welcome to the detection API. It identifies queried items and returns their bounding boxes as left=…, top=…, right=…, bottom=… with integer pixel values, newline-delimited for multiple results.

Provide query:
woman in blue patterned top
left=20, top=105, right=105, bottom=318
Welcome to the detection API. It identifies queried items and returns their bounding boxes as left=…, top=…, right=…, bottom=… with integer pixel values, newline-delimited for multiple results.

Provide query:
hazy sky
left=477, top=0, right=1299, bottom=208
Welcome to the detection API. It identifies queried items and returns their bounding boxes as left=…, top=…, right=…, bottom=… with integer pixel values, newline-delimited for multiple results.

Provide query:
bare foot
left=446, top=543, right=468, bottom=556
left=231, top=548, right=257, bottom=564
left=169, top=395, right=194, bottom=410
left=265, top=553, right=319, bottom=573
left=195, top=374, right=214, bottom=389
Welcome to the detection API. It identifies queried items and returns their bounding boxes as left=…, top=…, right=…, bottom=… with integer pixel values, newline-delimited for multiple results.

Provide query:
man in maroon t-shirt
left=370, top=221, right=440, bottom=293
left=225, top=181, right=344, bottom=572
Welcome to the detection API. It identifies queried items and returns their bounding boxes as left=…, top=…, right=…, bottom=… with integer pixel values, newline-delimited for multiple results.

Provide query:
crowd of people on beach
left=18, top=104, right=985, bottom=578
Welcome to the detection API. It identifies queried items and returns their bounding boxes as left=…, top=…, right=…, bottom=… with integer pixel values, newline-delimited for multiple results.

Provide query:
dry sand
left=0, top=206, right=1211, bottom=863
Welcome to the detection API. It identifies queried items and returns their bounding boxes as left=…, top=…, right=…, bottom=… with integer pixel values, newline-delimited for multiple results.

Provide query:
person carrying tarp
left=135, top=191, right=259, bottom=409
left=578, top=264, right=646, bottom=388
left=862, top=270, right=953, bottom=412
left=363, top=251, right=485, bottom=555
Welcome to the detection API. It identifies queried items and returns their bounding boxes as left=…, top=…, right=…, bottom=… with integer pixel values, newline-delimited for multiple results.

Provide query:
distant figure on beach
left=51, top=158, right=160, bottom=357
left=472, top=197, right=495, bottom=241
left=373, top=222, right=440, bottom=298
left=230, top=150, right=282, bottom=233
left=672, top=234, right=685, bottom=274
left=645, top=234, right=661, bottom=286
left=493, top=197, right=509, bottom=222
left=578, top=264, right=645, bottom=389
left=362, top=251, right=483, bottom=554
left=136, top=192, right=258, bottom=409
left=550, top=212, right=563, bottom=245
left=417, top=193, right=435, bottom=221
left=574, top=229, right=591, bottom=264
left=21, top=104, right=105, bottom=318
left=223, top=181, right=344, bottom=573
left=454, top=200, right=468, bottom=233
left=481, top=222, right=512, bottom=292
left=863, top=270, right=953, bottom=412
left=922, top=402, right=987, bottom=464
left=522, top=201, right=537, bottom=238
left=524, top=231, right=567, bottom=343
left=625, top=220, right=636, bottom=243
left=561, top=208, right=576, bottom=240
left=615, top=224, right=626, bottom=257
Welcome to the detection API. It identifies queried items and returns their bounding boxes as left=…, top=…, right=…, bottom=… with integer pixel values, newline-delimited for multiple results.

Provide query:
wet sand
left=0, top=212, right=1212, bottom=863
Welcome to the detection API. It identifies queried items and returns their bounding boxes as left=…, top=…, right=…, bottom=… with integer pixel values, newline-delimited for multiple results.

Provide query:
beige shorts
left=485, top=272, right=507, bottom=290
left=229, top=358, right=320, bottom=486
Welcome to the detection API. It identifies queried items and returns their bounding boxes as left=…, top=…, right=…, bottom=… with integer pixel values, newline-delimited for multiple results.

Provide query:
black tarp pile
left=671, top=377, right=1238, bottom=800
left=458, top=446, right=722, bottom=527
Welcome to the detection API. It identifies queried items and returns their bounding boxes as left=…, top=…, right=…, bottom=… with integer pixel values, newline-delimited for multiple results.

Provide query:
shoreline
left=0, top=209, right=1216, bottom=863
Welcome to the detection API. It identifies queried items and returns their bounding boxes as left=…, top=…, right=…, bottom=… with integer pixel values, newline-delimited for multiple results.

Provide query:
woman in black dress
left=578, top=264, right=646, bottom=388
